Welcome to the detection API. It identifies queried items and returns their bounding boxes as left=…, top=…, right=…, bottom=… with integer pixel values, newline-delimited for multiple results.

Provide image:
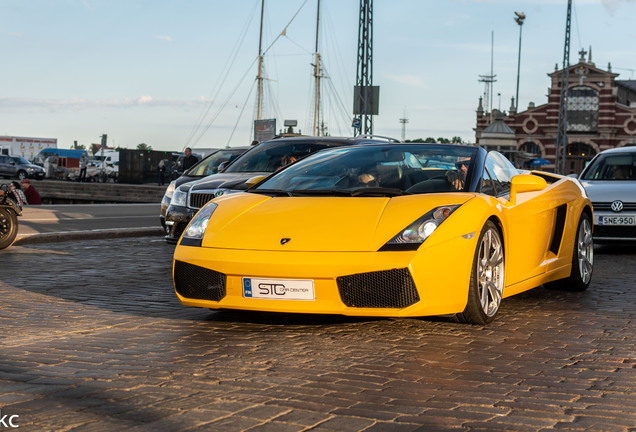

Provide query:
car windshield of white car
left=251, top=145, right=478, bottom=196
left=581, top=154, right=636, bottom=180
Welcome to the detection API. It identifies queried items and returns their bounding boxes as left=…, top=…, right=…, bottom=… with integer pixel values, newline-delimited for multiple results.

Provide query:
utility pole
left=478, top=31, right=496, bottom=122
left=354, top=0, right=376, bottom=136
left=555, top=0, right=572, bottom=175
left=514, top=12, right=526, bottom=112
left=399, top=116, right=408, bottom=142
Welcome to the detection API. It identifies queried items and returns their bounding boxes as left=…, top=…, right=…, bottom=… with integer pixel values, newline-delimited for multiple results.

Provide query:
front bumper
left=164, top=205, right=196, bottom=243
left=593, top=211, right=636, bottom=241
left=172, top=235, right=477, bottom=318
left=29, top=171, right=45, bottom=180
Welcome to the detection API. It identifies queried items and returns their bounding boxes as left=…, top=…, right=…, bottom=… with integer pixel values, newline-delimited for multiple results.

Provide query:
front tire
left=0, top=208, right=18, bottom=249
left=546, top=212, right=593, bottom=291
left=17, top=170, right=27, bottom=181
left=455, top=220, right=505, bottom=325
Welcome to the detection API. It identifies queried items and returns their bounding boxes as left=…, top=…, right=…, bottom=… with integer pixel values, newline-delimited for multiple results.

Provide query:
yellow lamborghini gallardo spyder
left=173, top=143, right=593, bottom=324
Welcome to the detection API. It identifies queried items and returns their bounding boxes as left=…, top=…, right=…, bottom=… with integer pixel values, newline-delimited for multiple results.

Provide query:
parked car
left=160, top=147, right=250, bottom=232
left=577, top=146, right=636, bottom=241
left=163, top=135, right=399, bottom=243
left=0, top=155, right=45, bottom=180
left=172, top=142, right=593, bottom=324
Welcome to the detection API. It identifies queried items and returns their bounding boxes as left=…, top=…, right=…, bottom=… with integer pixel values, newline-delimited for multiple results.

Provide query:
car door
left=484, top=152, right=556, bottom=287
left=0, top=156, right=10, bottom=177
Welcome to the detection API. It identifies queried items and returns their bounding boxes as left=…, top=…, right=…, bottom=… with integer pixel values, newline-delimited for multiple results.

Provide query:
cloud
left=601, top=0, right=630, bottom=15
left=154, top=35, right=172, bottom=42
left=0, top=96, right=210, bottom=110
left=385, top=74, right=426, bottom=89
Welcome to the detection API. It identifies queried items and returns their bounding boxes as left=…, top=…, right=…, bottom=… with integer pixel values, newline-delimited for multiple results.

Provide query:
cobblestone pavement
left=0, top=238, right=635, bottom=432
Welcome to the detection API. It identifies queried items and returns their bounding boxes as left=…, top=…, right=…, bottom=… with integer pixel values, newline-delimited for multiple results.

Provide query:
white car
left=578, top=147, right=636, bottom=241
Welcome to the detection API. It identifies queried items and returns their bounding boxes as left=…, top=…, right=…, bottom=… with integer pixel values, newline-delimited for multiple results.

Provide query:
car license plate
left=598, top=215, right=636, bottom=226
left=243, top=277, right=315, bottom=300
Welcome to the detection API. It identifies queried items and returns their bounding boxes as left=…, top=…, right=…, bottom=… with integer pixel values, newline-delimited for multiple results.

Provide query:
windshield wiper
left=250, top=189, right=294, bottom=197
left=291, top=188, right=408, bottom=197
left=291, top=189, right=353, bottom=197
left=349, top=187, right=408, bottom=197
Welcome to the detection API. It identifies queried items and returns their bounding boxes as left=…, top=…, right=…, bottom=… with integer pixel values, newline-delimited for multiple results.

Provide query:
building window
left=567, top=142, right=595, bottom=158
left=567, top=86, right=598, bottom=132
left=519, top=141, right=541, bottom=157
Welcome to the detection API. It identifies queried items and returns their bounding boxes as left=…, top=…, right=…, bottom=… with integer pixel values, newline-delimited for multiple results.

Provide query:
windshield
left=253, top=144, right=478, bottom=196
left=581, top=153, right=636, bottom=180
left=225, top=141, right=328, bottom=174
left=14, top=157, right=30, bottom=165
left=186, top=149, right=244, bottom=176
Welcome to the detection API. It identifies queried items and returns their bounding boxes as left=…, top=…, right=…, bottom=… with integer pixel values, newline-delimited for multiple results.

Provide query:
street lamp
left=514, top=11, right=526, bottom=112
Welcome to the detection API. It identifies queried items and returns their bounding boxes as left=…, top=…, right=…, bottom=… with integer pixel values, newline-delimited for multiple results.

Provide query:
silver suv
left=0, top=155, right=45, bottom=180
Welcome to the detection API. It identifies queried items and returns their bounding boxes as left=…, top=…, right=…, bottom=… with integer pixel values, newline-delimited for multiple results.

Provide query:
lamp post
left=514, top=11, right=526, bottom=112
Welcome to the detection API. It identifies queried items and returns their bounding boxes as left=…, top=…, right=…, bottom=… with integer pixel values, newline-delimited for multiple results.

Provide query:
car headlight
left=163, top=181, right=176, bottom=200
left=181, top=202, right=218, bottom=246
left=381, top=205, right=460, bottom=251
left=170, top=188, right=188, bottom=207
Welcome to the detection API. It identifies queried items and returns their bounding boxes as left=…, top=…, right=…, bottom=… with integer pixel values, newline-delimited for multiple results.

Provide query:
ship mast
left=313, top=0, right=321, bottom=136
left=256, top=0, right=265, bottom=120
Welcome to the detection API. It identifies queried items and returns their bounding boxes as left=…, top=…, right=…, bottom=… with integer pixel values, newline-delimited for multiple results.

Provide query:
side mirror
left=509, top=174, right=547, bottom=205
left=245, top=175, right=267, bottom=188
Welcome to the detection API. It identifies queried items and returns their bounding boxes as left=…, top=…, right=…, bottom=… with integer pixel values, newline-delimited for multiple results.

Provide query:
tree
left=451, top=136, right=463, bottom=144
left=437, top=137, right=450, bottom=144
left=424, top=137, right=436, bottom=143
left=137, top=143, right=152, bottom=151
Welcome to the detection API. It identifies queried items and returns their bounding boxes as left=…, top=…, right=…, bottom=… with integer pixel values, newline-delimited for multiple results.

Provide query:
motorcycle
left=0, top=183, right=22, bottom=249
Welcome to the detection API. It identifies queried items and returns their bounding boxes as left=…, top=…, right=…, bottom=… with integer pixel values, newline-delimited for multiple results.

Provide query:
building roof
left=482, top=111, right=515, bottom=136
left=616, top=80, right=636, bottom=92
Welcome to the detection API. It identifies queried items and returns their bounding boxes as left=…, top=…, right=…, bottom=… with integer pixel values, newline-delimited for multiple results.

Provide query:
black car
left=163, top=135, right=398, bottom=243
left=160, top=147, right=250, bottom=233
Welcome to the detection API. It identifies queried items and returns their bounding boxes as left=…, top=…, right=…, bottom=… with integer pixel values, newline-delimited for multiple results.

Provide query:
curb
left=14, top=227, right=165, bottom=246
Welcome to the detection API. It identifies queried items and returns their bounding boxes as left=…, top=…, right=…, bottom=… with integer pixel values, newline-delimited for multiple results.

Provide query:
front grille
left=593, top=225, right=636, bottom=239
left=189, top=192, right=216, bottom=210
left=592, top=202, right=636, bottom=211
left=336, top=268, right=419, bottom=309
left=174, top=260, right=226, bottom=301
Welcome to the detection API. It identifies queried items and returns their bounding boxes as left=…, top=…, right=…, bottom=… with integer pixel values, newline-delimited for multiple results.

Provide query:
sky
left=1, top=0, right=635, bottom=153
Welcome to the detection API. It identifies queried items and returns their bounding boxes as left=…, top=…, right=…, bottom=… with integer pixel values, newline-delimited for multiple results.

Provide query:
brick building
left=475, top=50, right=636, bottom=174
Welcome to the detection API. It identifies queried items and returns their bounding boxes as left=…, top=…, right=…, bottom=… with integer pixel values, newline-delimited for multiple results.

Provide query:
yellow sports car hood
left=200, top=192, right=474, bottom=252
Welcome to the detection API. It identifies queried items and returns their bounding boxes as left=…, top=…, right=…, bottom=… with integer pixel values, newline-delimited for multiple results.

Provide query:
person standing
left=9, top=181, right=27, bottom=206
left=79, top=153, right=88, bottom=182
left=21, top=179, right=42, bottom=205
left=182, top=147, right=198, bottom=172
left=157, top=160, right=167, bottom=186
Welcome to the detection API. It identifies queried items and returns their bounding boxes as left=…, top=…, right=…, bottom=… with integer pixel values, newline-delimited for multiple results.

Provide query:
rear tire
left=546, top=212, right=593, bottom=291
left=0, top=208, right=18, bottom=249
left=454, top=221, right=505, bottom=325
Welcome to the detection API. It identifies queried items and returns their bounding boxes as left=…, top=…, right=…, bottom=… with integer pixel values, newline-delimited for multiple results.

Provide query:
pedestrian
left=9, top=181, right=28, bottom=206
left=157, top=160, right=167, bottom=186
left=79, top=153, right=88, bottom=182
left=21, top=179, right=42, bottom=205
left=182, top=147, right=198, bottom=172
